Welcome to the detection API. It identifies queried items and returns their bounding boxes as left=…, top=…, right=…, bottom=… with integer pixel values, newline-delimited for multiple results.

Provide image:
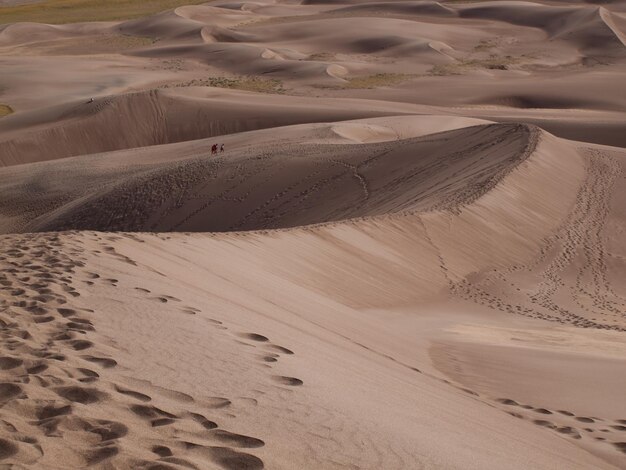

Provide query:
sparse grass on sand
left=43, top=34, right=155, bottom=54
left=474, top=39, right=497, bottom=52
left=343, top=73, right=414, bottom=89
left=0, top=104, right=13, bottom=117
left=0, top=0, right=209, bottom=25
left=164, top=77, right=286, bottom=94
left=308, top=52, right=337, bottom=61
left=430, top=55, right=519, bottom=76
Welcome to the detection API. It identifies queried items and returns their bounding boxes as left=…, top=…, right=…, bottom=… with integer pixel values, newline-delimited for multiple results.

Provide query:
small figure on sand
left=87, top=98, right=94, bottom=104
left=211, top=144, right=218, bottom=155
left=220, top=143, right=225, bottom=153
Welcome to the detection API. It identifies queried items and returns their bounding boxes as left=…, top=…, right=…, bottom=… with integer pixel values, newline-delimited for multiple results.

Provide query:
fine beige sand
left=0, top=0, right=625, bottom=468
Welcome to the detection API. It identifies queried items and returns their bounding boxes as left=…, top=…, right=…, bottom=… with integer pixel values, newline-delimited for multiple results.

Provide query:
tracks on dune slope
left=425, top=146, right=626, bottom=331
left=19, top=123, right=536, bottom=234
left=0, top=232, right=305, bottom=468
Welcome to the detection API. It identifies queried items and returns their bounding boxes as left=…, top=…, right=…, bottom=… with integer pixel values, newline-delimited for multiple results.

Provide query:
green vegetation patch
left=0, top=0, right=210, bottom=25
left=343, top=73, right=414, bottom=89
left=164, top=76, right=285, bottom=94
left=0, top=104, right=13, bottom=117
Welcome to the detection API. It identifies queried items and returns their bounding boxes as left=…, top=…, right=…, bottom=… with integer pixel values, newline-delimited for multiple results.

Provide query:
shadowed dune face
left=0, top=123, right=536, bottom=233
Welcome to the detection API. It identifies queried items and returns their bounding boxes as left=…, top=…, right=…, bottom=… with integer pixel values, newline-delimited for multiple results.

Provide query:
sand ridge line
left=2, top=122, right=540, bottom=235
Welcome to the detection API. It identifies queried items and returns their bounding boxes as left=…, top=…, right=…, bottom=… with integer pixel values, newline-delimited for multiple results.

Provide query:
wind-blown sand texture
left=0, top=0, right=625, bottom=468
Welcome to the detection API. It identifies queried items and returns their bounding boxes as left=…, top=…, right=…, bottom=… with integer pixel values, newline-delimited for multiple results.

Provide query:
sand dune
left=0, top=122, right=535, bottom=232
left=457, top=2, right=626, bottom=57
left=0, top=124, right=623, bottom=467
left=0, top=89, right=429, bottom=165
left=1, top=0, right=626, bottom=468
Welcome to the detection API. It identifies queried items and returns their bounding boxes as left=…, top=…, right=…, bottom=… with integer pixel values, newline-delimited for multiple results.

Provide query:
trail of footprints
left=444, top=150, right=626, bottom=331
left=416, top=148, right=626, bottom=461
left=438, top=377, right=626, bottom=460
left=494, top=397, right=626, bottom=456
left=0, top=232, right=301, bottom=469
left=131, top=283, right=302, bottom=388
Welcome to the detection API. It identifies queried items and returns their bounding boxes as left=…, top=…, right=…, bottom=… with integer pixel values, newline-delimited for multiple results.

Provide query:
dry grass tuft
left=343, top=73, right=414, bottom=89
left=307, top=52, right=337, bottom=61
left=429, top=55, right=520, bottom=76
left=163, top=76, right=286, bottom=94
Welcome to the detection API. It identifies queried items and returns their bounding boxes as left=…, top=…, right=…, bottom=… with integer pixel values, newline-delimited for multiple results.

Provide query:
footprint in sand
left=265, top=344, right=294, bottom=355
left=86, top=446, right=119, bottom=465
left=36, top=404, right=72, bottom=421
left=54, top=386, right=106, bottom=404
left=152, top=445, right=173, bottom=457
left=204, top=397, right=232, bottom=409
left=260, top=354, right=279, bottom=363
left=130, top=404, right=177, bottom=421
left=272, top=376, right=303, bottom=386
left=76, top=368, right=99, bottom=383
left=68, top=340, right=94, bottom=351
left=57, top=308, right=77, bottom=318
left=210, top=429, right=265, bottom=448
left=26, top=364, right=48, bottom=375
left=189, top=412, right=218, bottom=430
left=238, top=333, right=269, bottom=342
left=82, top=355, right=117, bottom=368
left=0, top=438, right=18, bottom=460
left=84, top=419, right=128, bottom=442
left=114, top=385, right=151, bottom=402
left=206, top=446, right=264, bottom=470
left=576, top=417, right=595, bottom=423
left=66, top=318, right=95, bottom=332
left=0, top=357, right=23, bottom=370
left=534, top=420, right=557, bottom=429
left=151, top=418, right=176, bottom=427
left=0, top=383, right=23, bottom=402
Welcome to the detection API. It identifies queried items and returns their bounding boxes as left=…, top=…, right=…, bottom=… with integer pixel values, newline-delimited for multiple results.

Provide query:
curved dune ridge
left=0, top=122, right=536, bottom=233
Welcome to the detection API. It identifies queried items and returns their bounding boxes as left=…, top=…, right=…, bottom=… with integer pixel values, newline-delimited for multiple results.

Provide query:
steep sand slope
left=0, top=122, right=535, bottom=233
left=0, top=125, right=624, bottom=468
